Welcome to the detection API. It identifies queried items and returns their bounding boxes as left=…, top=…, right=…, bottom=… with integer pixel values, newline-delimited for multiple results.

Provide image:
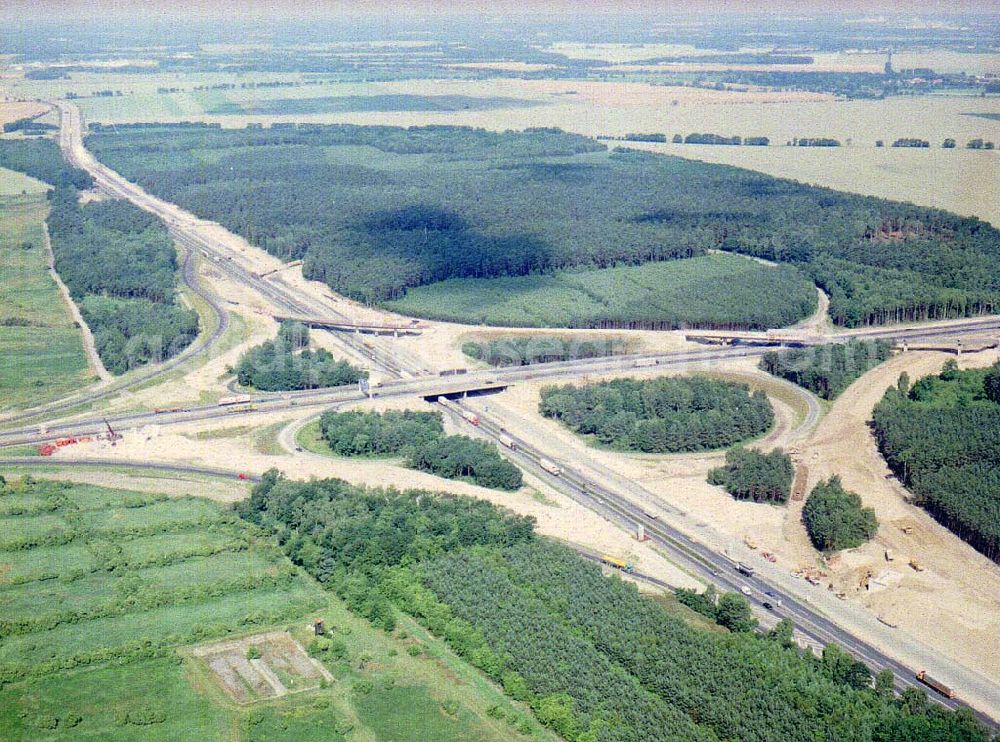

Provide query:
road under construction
left=1, top=99, right=997, bottom=727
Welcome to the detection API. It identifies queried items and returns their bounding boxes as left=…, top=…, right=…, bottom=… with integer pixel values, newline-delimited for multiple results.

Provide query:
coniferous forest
left=761, top=340, right=893, bottom=399
left=86, top=124, right=1000, bottom=328
left=539, top=376, right=774, bottom=453
left=234, top=322, right=365, bottom=391
left=873, top=362, right=1000, bottom=562
left=238, top=472, right=991, bottom=742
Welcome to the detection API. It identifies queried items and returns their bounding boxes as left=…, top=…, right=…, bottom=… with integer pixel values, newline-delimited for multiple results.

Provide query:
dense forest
left=707, top=446, right=795, bottom=504
left=45, top=187, right=198, bottom=374
left=803, top=477, right=879, bottom=552
left=0, top=138, right=93, bottom=190
left=872, top=362, right=1000, bottom=562
left=318, top=408, right=522, bottom=490
left=88, top=124, right=1000, bottom=328
left=0, top=139, right=196, bottom=374
left=462, top=334, right=632, bottom=367
left=761, top=340, right=893, bottom=399
left=539, top=376, right=773, bottom=453
left=240, top=472, right=990, bottom=742
left=234, top=322, right=365, bottom=391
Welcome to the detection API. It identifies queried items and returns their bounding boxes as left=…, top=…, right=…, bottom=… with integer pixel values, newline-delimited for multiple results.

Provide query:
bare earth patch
left=189, top=631, right=333, bottom=704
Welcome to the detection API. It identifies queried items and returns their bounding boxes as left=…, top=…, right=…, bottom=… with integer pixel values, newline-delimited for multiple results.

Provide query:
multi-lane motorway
left=5, top=100, right=996, bottom=726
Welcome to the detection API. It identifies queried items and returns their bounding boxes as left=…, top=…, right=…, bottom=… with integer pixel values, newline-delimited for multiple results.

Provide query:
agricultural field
left=0, top=193, right=91, bottom=411
left=390, top=254, right=816, bottom=329
left=0, top=477, right=550, bottom=741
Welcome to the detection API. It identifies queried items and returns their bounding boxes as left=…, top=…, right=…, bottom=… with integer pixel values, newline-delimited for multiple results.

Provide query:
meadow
left=0, top=477, right=551, bottom=741
left=0, top=193, right=91, bottom=411
left=389, top=253, right=817, bottom=329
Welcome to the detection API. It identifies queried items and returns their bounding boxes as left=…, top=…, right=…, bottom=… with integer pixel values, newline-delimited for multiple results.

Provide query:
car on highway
left=740, top=585, right=752, bottom=596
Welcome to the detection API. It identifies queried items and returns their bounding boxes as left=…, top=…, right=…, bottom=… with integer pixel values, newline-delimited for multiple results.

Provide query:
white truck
left=539, top=458, right=562, bottom=476
left=498, top=433, right=517, bottom=450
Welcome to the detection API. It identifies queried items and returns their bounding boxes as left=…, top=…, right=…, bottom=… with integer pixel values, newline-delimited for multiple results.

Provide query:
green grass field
left=0, top=165, right=48, bottom=196
left=0, top=194, right=92, bottom=411
left=387, top=253, right=817, bottom=329
left=0, top=477, right=551, bottom=741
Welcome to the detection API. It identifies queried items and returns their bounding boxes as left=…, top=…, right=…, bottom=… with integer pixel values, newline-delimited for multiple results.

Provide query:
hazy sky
left=5, top=0, right=999, bottom=22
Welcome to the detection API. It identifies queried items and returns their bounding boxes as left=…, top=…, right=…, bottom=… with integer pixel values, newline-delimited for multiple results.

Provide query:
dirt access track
left=798, top=348, right=1000, bottom=687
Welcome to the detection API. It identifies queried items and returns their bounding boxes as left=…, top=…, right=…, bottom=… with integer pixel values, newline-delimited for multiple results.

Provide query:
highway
left=0, top=225, right=231, bottom=427
left=9, top=100, right=996, bottom=727
left=435, top=400, right=1000, bottom=723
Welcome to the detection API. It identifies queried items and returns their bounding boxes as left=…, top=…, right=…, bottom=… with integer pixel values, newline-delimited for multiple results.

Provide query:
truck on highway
left=539, top=458, right=562, bottom=476
left=916, top=671, right=955, bottom=698
left=461, top=410, right=480, bottom=426
left=634, top=358, right=658, bottom=368
left=219, top=395, right=253, bottom=407
left=736, top=562, right=755, bottom=577
left=498, top=433, right=516, bottom=450
left=601, top=555, right=634, bottom=573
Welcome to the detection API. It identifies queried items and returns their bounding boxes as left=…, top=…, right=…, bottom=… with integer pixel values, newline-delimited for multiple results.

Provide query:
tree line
left=708, top=446, right=794, bottom=504
left=318, top=408, right=523, bottom=490
left=0, top=138, right=93, bottom=190
left=761, top=340, right=893, bottom=399
left=238, top=472, right=991, bottom=742
left=539, top=376, right=774, bottom=453
left=234, top=322, right=365, bottom=391
left=462, top=334, right=632, bottom=366
left=88, top=124, right=1000, bottom=328
left=873, top=362, right=1000, bottom=562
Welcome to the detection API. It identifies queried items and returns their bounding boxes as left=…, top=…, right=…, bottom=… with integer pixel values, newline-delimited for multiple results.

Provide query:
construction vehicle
left=104, top=418, right=121, bottom=446
left=461, top=410, right=480, bottom=426
left=916, top=671, right=955, bottom=698
left=743, top=535, right=758, bottom=550
left=736, top=562, right=755, bottom=577
left=498, top=433, right=516, bottom=450
left=539, top=458, right=562, bottom=476
left=601, top=555, right=634, bottom=573
left=909, top=559, right=925, bottom=572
